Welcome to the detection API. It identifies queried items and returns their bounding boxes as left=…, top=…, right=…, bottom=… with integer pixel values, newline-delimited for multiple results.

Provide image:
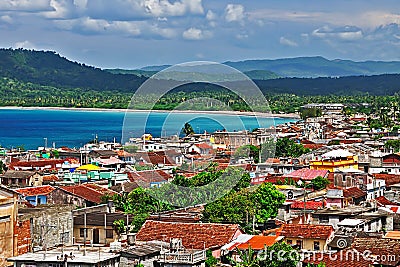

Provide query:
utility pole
left=83, top=211, right=87, bottom=256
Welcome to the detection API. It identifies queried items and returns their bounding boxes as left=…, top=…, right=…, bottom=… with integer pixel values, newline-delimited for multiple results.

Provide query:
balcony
left=158, top=250, right=206, bottom=264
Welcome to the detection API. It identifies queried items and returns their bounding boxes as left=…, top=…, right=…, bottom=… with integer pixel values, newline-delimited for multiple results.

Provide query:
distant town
left=2, top=103, right=400, bottom=267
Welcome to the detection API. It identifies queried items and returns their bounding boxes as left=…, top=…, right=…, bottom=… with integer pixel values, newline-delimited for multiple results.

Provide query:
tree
left=230, top=247, right=261, bottom=267
left=310, top=176, right=330, bottom=190
left=251, top=183, right=286, bottom=223
left=259, top=242, right=300, bottom=267
left=275, top=138, right=309, bottom=158
left=235, top=145, right=260, bottom=163
left=205, top=250, right=218, bottom=267
left=182, top=122, right=195, bottom=136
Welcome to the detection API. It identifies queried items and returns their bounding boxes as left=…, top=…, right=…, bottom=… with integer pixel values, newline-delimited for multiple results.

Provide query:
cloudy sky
left=1, top=0, right=400, bottom=68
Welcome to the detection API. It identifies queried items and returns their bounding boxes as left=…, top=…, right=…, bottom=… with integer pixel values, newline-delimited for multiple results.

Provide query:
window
left=296, top=240, right=303, bottom=249
left=106, top=229, right=113, bottom=239
left=342, top=176, right=346, bottom=182
left=286, top=239, right=292, bottom=245
left=320, top=216, right=329, bottom=224
left=314, top=241, right=320, bottom=250
left=79, top=228, right=86, bottom=238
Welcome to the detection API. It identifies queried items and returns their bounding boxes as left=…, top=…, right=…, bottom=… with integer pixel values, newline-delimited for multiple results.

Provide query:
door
left=93, top=228, right=100, bottom=244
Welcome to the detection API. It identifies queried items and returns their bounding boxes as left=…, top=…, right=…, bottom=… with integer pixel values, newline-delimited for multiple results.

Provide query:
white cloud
left=0, top=0, right=52, bottom=11
left=312, top=26, right=363, bottom=41
left=280, top=36, right=298, bottom=47
left=206, top=10, right=216, bottom=21
left=54, top=17, right=178, bottom=39
left=182, top=27, right=211, bottom=40
left=14, top=40, right=36, bottom=49
left=225, top=4, right=244, bottom=23
left=142, top=0, right=204, bottom=17
left=0, top=15, right=13, bottom=23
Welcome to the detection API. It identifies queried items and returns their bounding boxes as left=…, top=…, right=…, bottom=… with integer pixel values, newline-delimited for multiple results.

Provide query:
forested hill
left=0, top=48, right=144, bottom=92
left=1, top=48, right=400, bottom=97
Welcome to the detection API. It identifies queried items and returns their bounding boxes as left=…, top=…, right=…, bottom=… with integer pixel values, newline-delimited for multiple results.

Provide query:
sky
left=1, top=0, right=400, bottom=69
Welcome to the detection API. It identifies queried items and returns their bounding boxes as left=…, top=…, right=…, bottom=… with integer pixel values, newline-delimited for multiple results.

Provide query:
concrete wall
left=19, top=205, right=74, bottom=250
left=0, top=189, right=18, bottom=267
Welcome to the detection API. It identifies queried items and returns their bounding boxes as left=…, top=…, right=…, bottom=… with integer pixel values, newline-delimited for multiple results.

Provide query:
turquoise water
left=0, top=109, right=297, bottom=149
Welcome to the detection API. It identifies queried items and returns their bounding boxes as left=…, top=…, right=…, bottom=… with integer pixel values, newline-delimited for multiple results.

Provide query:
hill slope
left=224, top=56, right=400, bottom=77
left=0, top=48, right=144, bottom=92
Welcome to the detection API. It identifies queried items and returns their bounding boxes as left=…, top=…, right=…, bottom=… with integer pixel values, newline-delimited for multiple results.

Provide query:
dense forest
left=1, top=48, right=400, bottom=114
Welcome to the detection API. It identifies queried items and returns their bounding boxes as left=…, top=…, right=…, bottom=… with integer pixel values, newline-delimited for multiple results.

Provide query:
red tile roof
left=15, top=185, right=55, bottom=196
left=136, top=220, right=243, bottom=250
left=43, top=174, right=60, bottom=182
left=286, top=168, right=329, bottom=181
left=59, top=183, right=117, bottom=204
left=128, top=170, right=171, bottom=185
left=194, top=143, right=213, bottom=149
left=351, top=237, right=400, bottom=266
left=236, top=236, right=279, bottom=250
left=372, top=173, right=400, bottom=186
left=343, top=187, right=366, bottom=199
left=376, top=196, right=399, bottom=206
left=303, top=249, right=374, bottom=267
left=9, top=158, right=77, bottom=170
left=290, top=201, right=323, bottom=210
left=277, top=224, right=334, bottom=239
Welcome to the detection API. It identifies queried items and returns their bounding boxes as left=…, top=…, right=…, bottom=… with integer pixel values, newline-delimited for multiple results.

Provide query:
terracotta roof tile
left=15, top=185, right=55, bottom=196
left=343, top=187, right=366, bottom=199
left=351, top=237, right=400, bottom=266
left=236, top=236, right=279, bottom=250
left=286, top=168, right=329, bottom=181
left=372, top=173, right=400, bottom=186
left=376, top=196, right=398, bottom=206
left=59, top=183, right=117, bottom=204
left=303, top=249, right=374, bottom=267
left=136, top=220, right=243, bottom=250
left=290, top=201, right=323, bottom=210
left=277, top=224, right=334, bottom=239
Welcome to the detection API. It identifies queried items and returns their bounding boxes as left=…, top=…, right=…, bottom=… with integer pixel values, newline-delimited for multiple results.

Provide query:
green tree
left=205, top=250, right=218, bottom=267
left=275, top=138, right=309, bottom=158
left=230, top=247, right=261, bottom=267
left=235, top=145, right=260, bottom=163
left=182, top=122, right=195, bottom=136
left=260, top=242, right=300, bottom=267
left=310, top=176, right=330, bottom=190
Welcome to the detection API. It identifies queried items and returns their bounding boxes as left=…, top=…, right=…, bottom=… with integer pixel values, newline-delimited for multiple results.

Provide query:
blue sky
left=1, top=0, right=400, bottom=68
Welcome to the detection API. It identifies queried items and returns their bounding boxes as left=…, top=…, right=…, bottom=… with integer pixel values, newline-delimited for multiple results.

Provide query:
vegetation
left=229, top=242, right=299, bottom=267
left=300, top=107, right=322, bottom=119
left=203, top=183, right=286, bottom=232
left=275, top=138, right=310, bottom=158
left=205, top=250, right=218, bottom=267
left=310, top=176, right=330, bottom=190
left=385, top=139, right=400, bottom=153
left=182, top=122, right=195, bottom=136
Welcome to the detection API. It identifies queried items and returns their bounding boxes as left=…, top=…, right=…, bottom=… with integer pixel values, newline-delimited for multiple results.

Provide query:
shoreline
left=0, top=106, right=300, bottom=119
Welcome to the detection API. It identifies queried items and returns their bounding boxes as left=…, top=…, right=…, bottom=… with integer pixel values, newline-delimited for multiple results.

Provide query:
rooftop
left=277, top=224, right=334, bottom=239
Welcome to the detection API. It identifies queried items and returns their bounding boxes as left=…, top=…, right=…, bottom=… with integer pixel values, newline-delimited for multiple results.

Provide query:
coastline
left=0, top=106, right=300, bottom=119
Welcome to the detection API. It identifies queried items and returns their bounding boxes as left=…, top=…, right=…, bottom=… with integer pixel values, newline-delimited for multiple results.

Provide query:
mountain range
left=1, top=48, right=400, bottom=96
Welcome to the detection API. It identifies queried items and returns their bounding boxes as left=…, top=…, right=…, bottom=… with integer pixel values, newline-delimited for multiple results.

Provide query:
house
left=309, top=149, right=359, bottom=172
left=147, top=205, right=204, bottom=223
left=350, top=237, right=400, bottom=266
left=312, top=206, right=375, bottom=229
left=187, top=143, right=213, bottom=155
left=369, top=153, right=400, bottom=175
left=0, top=170, right=42, bottom=187
left=128, top=170, right=171, bottom=188
left=276, top=224, right=334, bottom=251
left=47, top=183, right=118, bottom=207
left=285, top=168, right=329, bottom=181
left=325, top=187, right=367, bottom=208
left=73, top=206, right=133, bottom=245
left=14, top=185, right=56, bottom=206
left=136, top=220, right=244, bottom=258
left=0, top=185, right=18, bottom=267
left=8, top=246, right=121, bottom=267
left=17, top=205, right=74, bottom=253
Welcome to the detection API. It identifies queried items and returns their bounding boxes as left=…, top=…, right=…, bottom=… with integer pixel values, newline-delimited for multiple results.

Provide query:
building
left=17, top=205, right=74, bottom=252
left=0, top=170, right=42, bottom=187
left=7, top=246, right=120, bottom=267
left=309, top=149, right=359, bottom=172
left=0, top=186, right=18, bottom=267
left=136, top=220, right=244, bottom=258
left=14, top=185, right=56, bottom=206
left=277, top=224, right=334, bottom=251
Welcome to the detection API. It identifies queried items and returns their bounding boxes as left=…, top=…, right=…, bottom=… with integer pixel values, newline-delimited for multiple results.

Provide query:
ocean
left=0, top=108, right=297, bottom=150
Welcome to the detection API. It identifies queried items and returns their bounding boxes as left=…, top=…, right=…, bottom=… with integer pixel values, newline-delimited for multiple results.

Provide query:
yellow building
left=0, top=186, right=18, bottom=266
left=309, top=149, right=359, bottom=172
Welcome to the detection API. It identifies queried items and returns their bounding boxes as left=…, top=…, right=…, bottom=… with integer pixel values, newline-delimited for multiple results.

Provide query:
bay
left=0, top=109, right=297, bottom=150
